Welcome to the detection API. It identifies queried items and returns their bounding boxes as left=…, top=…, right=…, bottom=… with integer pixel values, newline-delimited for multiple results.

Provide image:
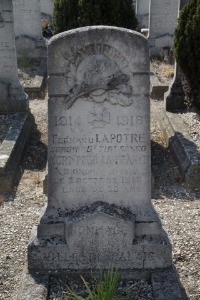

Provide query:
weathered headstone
left=0, top=0, right=28, bottom=113
left=149, top=0, right=179, bottom=56
left=13, top=0, right=46, bottom=57
left=136, top=0, right=150, bottom=30
left=41, top=0, right=54, bottom=24
left=28, top=26, right=171, bottom=272
left=164, top=0, right=189, bottom=111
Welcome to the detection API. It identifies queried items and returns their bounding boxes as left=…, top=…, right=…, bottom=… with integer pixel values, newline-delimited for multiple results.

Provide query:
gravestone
left=28, top=26, right=172, bottom=272
left=149, top=0, right=179, bottom=56
left=13, top=0, right=46, bottom=57
left=41, top=0, right=54, bottom=24
left=164, top=0, right=189, bottom=111
left=136, top=0, right=150, bottom=30
left=0, top=0, right=28, bottom=113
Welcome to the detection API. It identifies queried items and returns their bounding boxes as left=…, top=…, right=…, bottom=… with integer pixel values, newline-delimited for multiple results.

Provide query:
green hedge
left=53, top=0, right=137, bottom=34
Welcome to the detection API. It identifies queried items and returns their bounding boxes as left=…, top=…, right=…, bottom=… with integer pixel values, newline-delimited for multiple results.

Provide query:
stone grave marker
left=0, top=0, right=28, bottom=113
left=164, top=0, right=189, bottom=111
left=28, top=26, right=172, bottom=272
left=136, top=0, right=150, bottom=30
left=149, top=0, right=179, bottom=56
left=13, top=0, right=46, bottom=57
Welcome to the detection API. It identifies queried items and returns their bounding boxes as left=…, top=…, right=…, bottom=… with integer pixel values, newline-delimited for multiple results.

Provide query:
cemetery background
left=0, top=0, right=200, bottom=299
left=0, top=95, right=200, bottom=299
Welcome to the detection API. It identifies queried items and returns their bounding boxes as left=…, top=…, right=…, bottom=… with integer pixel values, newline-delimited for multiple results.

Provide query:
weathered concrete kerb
left=159, top=108, right=200, bottom=188
left=0, top=112, right=33, bottom=192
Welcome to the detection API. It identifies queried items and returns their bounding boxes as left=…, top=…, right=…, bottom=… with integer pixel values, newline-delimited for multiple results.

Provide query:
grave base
left=17, top=266, right=185, bottom=300
left=28, top=227, right=172, bottom=272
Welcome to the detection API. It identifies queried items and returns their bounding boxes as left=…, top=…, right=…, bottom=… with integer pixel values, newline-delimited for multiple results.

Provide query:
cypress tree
left=53, top=0, right=79, bottom=34
left=174, top=0, right=200, bottom=108
left=53, top=0, right=137, bottom=34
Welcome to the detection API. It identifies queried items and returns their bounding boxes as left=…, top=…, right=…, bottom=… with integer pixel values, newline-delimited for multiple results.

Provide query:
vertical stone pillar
left=136, top=0, right=150, bottom=30
left=149, top=0, right=179, bottom=56
left=0, top=0, right=28, bottom=113
left=13, top=0, right=46, bottom=57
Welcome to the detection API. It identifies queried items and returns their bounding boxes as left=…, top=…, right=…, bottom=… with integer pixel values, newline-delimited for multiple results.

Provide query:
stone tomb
left=136, top=0, right=150, bottom=30
left=0, top=0, right=28, bottom=113
left=28, top=26, right=172, bottom=272
left=164, top=0, right=189, bottom=111
left=13, top=0, right=46, bottom=57
left=149, top=0, right=179, bottom=56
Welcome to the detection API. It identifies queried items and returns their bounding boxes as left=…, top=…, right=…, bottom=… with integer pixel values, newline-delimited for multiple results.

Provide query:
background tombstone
left=164, top=0, right=189, bottom=111
left=13, top=0, right=46, bottom=58
left=148, top=0, right=179, bottom=57
left=40, top=0, right=54, bottom=25
left=28, top=26, right=172, bottom=273
left=0, top=0, right=28, bottom=113
left=136, top=0, right=150, bottom=30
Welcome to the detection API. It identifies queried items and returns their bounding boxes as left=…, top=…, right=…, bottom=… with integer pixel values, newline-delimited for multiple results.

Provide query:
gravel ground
left=178, top=110, right=200, bottom=148
left=0, top=95, right=199, bottom=300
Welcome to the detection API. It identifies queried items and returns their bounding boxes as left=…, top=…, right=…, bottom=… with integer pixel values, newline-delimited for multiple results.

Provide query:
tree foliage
left=53, top=0, right=137, bottom=34
left=174, top=0, right=200, bottom=108
left=53, top=0, right=79, bottom=33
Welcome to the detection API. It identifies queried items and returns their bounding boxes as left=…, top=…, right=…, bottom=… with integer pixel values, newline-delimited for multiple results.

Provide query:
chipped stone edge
left=158, top=108, right=200, bottom=188
left=0, top=112, right=33, bottom=192
left=23, top=58, right=47, bottom=99
left=150, top=67, right=169, bottom=100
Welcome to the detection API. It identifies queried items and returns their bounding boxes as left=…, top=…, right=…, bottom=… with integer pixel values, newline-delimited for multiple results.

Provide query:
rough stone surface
left=149, top=0, right=179, bottom=56
left=29, top=26, right=172, bottom=271
left=151, top=268, right=184, bottom=300
left=0, top=0, right=28, bottom=113
left=136, top=0, right=150, bottom=30
left=13, top=0, right=46, bottom=57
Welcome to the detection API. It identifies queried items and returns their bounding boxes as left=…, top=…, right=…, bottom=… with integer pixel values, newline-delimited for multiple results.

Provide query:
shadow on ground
left=2, top=114, right=47, bottom=202
left=151, top=140, right=200, bottom=201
